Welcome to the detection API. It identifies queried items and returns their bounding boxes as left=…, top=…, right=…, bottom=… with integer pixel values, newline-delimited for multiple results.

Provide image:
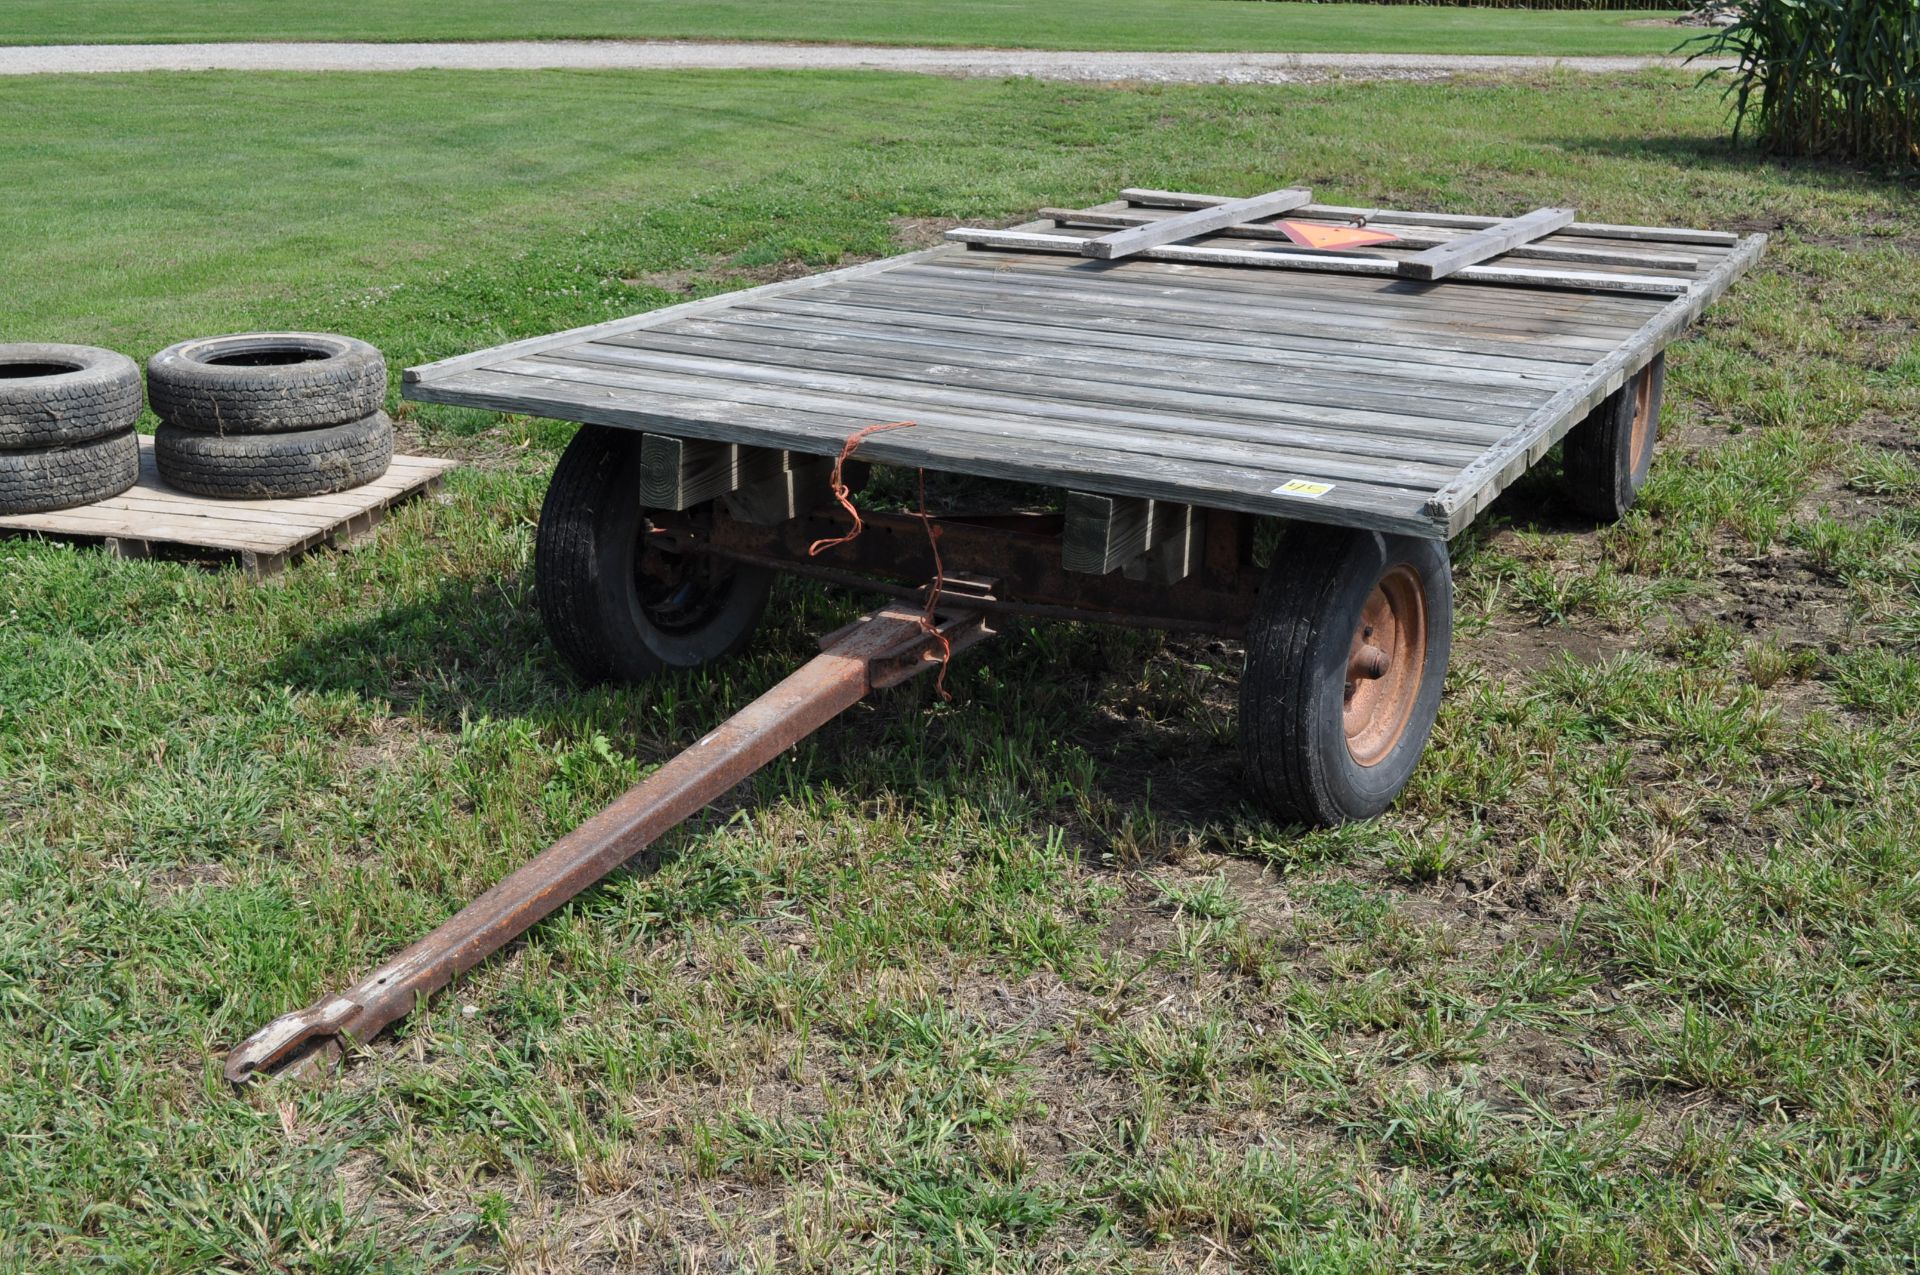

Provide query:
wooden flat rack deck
left=404, top=189, right=1765, bottom=538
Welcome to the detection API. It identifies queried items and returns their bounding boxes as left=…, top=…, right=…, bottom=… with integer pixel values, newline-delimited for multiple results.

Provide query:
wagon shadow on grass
left=266, top=563, right=1260, bottom=869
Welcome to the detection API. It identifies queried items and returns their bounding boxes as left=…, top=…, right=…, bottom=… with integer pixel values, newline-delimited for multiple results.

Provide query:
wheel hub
left=1342, top=563, right=1427, bottom=768
left=635, top=521, right=737, bottom=634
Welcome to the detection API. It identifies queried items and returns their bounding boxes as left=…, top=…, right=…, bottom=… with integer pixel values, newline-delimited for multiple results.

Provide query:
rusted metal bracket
left=225, top=601, right=990, bottom=1084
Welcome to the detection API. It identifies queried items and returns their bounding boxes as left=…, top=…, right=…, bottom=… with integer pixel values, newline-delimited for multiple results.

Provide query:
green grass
left=0, top=0, right=1693, bottom=56
left=5, top=67, right=1920, bottom=1272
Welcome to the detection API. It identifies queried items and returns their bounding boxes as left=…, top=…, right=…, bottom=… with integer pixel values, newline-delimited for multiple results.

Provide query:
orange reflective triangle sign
left=1276, top=220, right=1399, bottom=250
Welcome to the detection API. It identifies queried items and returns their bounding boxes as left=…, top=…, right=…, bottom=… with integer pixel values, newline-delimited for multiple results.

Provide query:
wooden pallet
left=0, top=435, right=457, bottom=576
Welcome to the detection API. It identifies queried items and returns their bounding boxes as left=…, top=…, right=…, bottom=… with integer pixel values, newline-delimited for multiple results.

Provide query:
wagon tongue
left=225, top=600, right=992, bottom=1084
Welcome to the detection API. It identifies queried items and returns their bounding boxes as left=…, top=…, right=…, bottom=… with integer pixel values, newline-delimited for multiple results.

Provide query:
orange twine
left=807, top=420, right=954, bottom=701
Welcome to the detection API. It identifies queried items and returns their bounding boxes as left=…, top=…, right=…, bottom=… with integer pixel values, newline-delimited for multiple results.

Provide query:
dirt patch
left=142, top=860, right=235, bottom=900
left=1464, top=615, right=1632, bottom=681
left=342, top=713, right=445, bottom=773
left=889, top=215, right=964, bottom=251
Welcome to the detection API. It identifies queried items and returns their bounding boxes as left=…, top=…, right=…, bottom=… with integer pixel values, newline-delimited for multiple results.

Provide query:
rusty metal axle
left=226, top=601, right=990, bottom=1083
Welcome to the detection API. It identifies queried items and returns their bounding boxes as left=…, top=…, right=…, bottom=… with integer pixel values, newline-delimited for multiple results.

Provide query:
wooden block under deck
left=1064, top=491, right=1197, bottom=584
left=640, top=433, right=792, bottom=510
left=641, top=432, right=832, bottom=524
left=724, top=457, right=833, bottom=526
left=1123, top=502, right=1197, bottom=585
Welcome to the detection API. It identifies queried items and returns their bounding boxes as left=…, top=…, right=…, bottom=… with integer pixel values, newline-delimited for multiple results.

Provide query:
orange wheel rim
left=1629, top=367, right=1658, bottom=472
left=1343, top=564, right=1427, bottom=768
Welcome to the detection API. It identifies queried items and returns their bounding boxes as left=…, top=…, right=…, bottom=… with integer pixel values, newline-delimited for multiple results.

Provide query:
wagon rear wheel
left=1562, top=352, right=1665, bottom=521
left=1239, top=525, right=1452, bottom=826
left=535, top=425, right=772, bottom=684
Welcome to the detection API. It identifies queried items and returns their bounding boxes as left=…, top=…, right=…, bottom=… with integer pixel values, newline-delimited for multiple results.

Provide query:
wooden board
left=1041, top=207, right=1701, bottom=273
left=1082, top=187, right=1311, bottom=260
left=946, top=227, right=1692, bottom=297
left=0, top=435, right=456, bottom=576
left=405, top=194, right=1764, bottom=540
left=1120, top=189, right=1744, bottom=247
left=1396, top=207, right=1576, bottom=281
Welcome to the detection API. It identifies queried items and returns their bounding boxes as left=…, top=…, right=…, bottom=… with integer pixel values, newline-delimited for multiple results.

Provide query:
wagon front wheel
left=1562, top=352, right=1665, bottom=522
left=1239, top=525, right=1452, bottom=826
left=535, top=424, right=772, bottom=684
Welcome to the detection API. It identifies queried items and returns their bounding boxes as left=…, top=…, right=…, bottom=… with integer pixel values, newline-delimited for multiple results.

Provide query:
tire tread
left=0, top=429, right=140, bottom=515
left=0, top=344, right=143, bottom=449
left=155, top=413, right=393, bottom=499
left=147, top=333, right=386, bottom=435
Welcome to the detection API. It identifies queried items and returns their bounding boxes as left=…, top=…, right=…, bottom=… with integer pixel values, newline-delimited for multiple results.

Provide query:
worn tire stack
left=147, top=333, right=393, bottom=499
left=0, top=344, right=143, bottom=515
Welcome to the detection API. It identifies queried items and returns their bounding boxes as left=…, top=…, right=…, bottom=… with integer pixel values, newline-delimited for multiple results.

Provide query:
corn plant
left=1695, top=0, right=1920, bottom=167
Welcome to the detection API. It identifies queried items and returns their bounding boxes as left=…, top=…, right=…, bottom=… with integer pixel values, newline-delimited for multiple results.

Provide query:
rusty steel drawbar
left=226, top=601, right=990, bottom=1083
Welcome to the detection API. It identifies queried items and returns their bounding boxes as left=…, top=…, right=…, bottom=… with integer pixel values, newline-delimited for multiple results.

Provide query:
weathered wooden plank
left=531, top=358, right=1476, bottom=498
left=917, top=254, right=1657, bottom=332
left=1199, top=229, right=1696, bottom=283
left=1082, top=188, right=1311, bottom=260
left=1041, top=206, right=1702, bottom=273
left=855, top=271, right=1634, bottom=354
left=894, top=257, right=1651, bottom=336
left=2, top=502, right=296, bottom=550
left=411, top=366, right=1445, bottom=537
left=62, top=472, right=428, bottom=522
left=948, top=228, right=1692, bottom=297
left=1397, top=207, right=1576, bottom=281
left=559, top=342, right=1504, bottom=461
left=1119, top=189, right=1743, bottom=247
left=599, top=331, right=1528, bottom=439
left=83, top=495, right=343, bottom=532
left=645, top=315, right=1560, bottom=410
left=1424, top=232, right=1768, bottom=534
left=747, top=295, right=1598, bottom=380
left=493, top=355, right=1466, bottom=499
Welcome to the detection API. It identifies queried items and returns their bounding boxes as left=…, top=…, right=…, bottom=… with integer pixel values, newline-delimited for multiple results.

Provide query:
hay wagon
left=228, top=188, right=1764, bottom=1079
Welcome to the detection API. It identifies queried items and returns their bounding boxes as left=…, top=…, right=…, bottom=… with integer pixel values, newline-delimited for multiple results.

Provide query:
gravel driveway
left=0, top=40, right=1709, bottom=82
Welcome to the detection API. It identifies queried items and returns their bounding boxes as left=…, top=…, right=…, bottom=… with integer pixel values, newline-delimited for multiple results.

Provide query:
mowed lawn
left=4, top=68, right=1920, bottom=1271
left=0, top=0, right=1692, bottom=56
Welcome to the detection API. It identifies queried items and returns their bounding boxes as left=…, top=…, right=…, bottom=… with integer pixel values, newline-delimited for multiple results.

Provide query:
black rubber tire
left=154, top=412, right=393, bottom=499
left=0, top=428, right=139, bottom=515
left=535, top=424, right=773, bottom=684
left=1239, top=524, right=1453, bottom=827
left=0, top=343, right=143, bottom=449
left=146, top=332, right=386, bottom=435
left=1562, top=352, right=1666, bottom=522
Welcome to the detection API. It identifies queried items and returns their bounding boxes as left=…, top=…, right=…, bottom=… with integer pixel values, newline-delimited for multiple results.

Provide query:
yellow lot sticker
left=1273, top=479, right=1334, bottom=498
